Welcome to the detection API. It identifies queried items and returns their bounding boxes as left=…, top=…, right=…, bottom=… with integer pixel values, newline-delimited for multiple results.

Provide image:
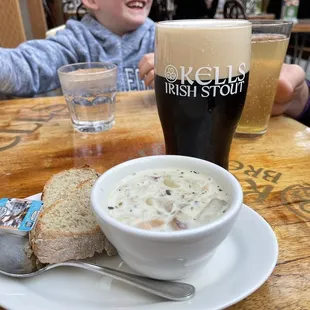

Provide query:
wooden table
left=0, top=91, right=309, bottom=309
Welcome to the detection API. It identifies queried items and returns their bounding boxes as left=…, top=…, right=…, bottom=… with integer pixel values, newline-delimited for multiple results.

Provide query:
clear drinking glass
left=236, top=21, right=293, bottom=138
left=58, top=62, right=117, bottom=133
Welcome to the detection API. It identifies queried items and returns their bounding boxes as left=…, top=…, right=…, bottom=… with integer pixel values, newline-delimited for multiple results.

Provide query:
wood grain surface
left=0, top=91, right=309, bottom=310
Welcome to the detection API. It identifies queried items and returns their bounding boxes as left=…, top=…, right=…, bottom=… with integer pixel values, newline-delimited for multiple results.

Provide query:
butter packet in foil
left=0, top=198, right=43, bottom=236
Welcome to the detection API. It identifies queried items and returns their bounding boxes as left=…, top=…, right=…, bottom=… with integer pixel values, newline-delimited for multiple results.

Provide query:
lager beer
left=236, top=34, right=289, bottom=136
left=236, top=21, right=293, bottom=137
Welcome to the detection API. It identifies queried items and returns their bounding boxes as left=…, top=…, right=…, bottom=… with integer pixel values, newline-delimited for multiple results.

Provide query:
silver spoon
left=0, top=234, right=195, bottom=301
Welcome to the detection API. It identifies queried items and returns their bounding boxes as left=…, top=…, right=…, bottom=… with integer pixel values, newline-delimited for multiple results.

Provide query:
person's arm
left=0, top=22, right=86, bottom=97
left=272, top=64, right=310, bottom=126
left=296, top=80, right=310, bottom=126
left=139, top=53, right=154, bottom=88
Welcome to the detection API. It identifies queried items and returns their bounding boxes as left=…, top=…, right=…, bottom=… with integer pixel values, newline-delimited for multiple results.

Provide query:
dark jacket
left=174, top=0, right=208, bottom=19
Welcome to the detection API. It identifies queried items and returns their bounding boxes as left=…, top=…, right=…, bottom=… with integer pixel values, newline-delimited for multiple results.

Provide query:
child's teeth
left=128, top=1, right=144, bottom=8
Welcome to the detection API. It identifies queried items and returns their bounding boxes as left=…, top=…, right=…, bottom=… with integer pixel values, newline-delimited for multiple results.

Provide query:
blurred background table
left=291, top=19, right=310, bottom=68
left=247, top=13, right=275, bottom=20
left=0, top=90, right=309, bottom=309
left=292, top=19, right=310, bottom=33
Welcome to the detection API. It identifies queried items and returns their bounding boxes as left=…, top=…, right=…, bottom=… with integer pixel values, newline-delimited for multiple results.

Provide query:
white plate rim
left=0, top=194, right=278, bottom=310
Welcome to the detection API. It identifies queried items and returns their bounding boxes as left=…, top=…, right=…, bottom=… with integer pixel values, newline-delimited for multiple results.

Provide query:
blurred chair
left=76, top=2, right=87, bottom=21
left=43, top=0, right=65, bottom=29
left=62, top=0, right=87, bottom=22
left=0, top=0, right=47, bottom=48
left=149, top=0, right=176, bottom=21
left=223, top=0, right=246, bottom=19
left=0, top=0, right=26, bottom=48
left=205, top=0, right=220, bottom=19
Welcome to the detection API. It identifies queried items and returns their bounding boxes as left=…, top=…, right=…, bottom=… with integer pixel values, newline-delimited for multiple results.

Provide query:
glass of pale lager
left=236, top=21, right=293, bottom=138
left=154, top=20, right=252, bottom=170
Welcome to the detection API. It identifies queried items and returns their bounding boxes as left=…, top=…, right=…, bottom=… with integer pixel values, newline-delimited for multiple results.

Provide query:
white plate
left=0, top=194, right=278, bottom=310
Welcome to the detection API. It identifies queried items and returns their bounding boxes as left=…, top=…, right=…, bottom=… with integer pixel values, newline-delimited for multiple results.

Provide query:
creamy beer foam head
left=155, top=20, right=251, bottom=80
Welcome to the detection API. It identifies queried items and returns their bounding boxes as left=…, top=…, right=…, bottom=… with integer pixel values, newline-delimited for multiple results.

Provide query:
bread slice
left=41, top=165, right=99, bottom=207
left=29, top=165, right=99, bottom=245
left=31, top=168, right=117, bottom=264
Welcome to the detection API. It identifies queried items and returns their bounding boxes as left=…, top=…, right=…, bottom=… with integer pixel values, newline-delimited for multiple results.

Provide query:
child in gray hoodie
left=0, top=0, right=155, bottom=97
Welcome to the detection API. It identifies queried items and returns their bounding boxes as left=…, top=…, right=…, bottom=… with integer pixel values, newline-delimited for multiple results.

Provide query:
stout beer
left=155, top=20, right=252, bottom=169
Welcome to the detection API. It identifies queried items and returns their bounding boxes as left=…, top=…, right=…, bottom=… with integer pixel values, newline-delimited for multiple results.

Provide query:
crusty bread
left=31, top=167, right=117, bottom=264
left=41, top=165, right=99, bottom=207
left=30, top=165, right=99, bottom=245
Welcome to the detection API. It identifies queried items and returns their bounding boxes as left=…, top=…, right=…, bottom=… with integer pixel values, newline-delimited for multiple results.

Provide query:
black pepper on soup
left=107, top=169, right=229, bottom=231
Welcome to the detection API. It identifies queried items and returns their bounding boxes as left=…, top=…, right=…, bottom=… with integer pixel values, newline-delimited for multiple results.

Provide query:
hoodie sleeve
left=0, top=21, right=91, bottom=97
left=297, top=80, right=310, bottom=127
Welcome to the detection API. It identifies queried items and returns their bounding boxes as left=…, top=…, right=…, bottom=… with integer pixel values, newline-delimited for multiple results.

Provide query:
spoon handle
left=56, top=261, right=195, bottom=301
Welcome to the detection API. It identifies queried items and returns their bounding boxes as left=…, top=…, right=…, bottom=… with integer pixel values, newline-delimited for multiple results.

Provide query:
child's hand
left=139, top=53, right=155, bottom=88
left=272, top=64, right=309, bottom=119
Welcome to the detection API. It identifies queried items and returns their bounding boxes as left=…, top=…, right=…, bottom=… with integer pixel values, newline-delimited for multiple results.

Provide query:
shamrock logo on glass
left=165, top=65, right=178, bottom=83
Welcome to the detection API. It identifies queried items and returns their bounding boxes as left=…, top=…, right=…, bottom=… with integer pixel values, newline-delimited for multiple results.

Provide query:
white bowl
left=91, top=155, right=243, bottom=280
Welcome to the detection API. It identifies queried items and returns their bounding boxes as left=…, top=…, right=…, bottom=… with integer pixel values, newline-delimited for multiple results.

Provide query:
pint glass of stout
left=236, top=21, right=293, bottom=137
left=155, top=20, right=252, bottom=169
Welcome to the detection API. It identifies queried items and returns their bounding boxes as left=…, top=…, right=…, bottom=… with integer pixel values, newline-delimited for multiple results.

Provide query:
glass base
left=73, top=120, right=115, bottom=133
left=234, top=129, right=266, bottom=139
